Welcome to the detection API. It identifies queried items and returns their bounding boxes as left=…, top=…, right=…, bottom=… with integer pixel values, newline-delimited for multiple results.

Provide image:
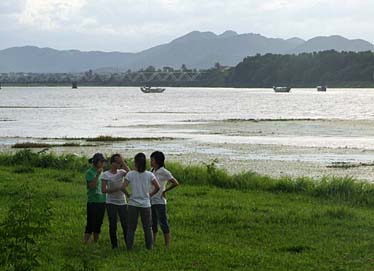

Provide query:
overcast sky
left=1, top=0, right=373, bottom=52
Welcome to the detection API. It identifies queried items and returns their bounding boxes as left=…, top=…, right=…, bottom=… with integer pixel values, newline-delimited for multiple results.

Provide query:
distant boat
left=317, top=86, right=327, bottom=92
left=273, top=86, right=291, bottom=93
left=140, top=86, right=165, bottom=93
left=72, top=82, right=78, bottom=89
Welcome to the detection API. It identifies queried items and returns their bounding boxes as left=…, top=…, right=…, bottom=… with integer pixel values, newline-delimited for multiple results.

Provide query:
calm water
left=1, top=87, right=374, bottom=146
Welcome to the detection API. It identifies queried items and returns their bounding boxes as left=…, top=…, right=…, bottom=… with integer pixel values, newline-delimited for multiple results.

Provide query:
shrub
left=0, top=185, right=51, bottom=270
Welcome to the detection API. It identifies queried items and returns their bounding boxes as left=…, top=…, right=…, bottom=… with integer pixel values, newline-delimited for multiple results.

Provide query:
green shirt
left=85, top=167, right=106, bottom=203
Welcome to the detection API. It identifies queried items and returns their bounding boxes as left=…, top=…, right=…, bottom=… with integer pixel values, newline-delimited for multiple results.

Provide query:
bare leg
left=93, top=233, right=100, bottom=242
left=164, top=233, right=170, bottom=248
left=84, top=233, right=91, bottom=244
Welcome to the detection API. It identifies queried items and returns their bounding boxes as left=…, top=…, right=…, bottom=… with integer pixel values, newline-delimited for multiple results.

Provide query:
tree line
left=226, top=50, right=374, bottom=87
left=1, top=50, right=374, bottom=88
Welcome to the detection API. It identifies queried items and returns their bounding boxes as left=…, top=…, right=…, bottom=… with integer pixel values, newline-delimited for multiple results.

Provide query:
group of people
left=84, top=151, right=179, bottom=250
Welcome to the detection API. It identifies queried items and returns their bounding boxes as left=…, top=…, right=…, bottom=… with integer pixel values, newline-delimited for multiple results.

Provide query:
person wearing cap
left=101, top=154, right=130, bottom=249
left=84, top=153, right=107, bottom=244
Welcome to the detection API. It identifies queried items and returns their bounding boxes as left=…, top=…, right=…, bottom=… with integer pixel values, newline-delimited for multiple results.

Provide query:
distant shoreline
left=2, top=84, right=374, bottom=88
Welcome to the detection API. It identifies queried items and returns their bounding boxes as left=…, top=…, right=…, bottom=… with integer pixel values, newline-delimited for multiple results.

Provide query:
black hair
left=110, top=153, right=121, bottom=164
left=150, top=151, right=165, bottom=169
left=134, top=153, right=146, bottom=173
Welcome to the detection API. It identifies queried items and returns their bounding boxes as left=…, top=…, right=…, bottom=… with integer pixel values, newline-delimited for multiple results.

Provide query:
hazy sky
left=1, top=0, right=373, bottom=52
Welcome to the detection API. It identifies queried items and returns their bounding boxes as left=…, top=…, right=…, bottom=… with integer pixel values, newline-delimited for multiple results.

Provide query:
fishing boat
left=140, top=86, right=165, bottom=93
left=317, top=86, right=327, bottom=92
left=273, top=86, right=291, bottom=93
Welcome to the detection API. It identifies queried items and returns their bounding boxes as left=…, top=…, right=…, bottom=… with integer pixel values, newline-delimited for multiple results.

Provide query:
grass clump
left=13, top=166, right=35, bottom=174
left=12, top=142, right=81, bottom=148
left=86, top=136, right=174, bottom=142
left=61, top=143, right=81, bottom=147
left=323, top=207, right=356, bottom=220
left=54, top=172, right=77, bottom=183
left=12, top=142, right=51, bottom=148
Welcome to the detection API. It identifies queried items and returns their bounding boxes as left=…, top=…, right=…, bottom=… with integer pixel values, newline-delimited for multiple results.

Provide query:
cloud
left=0, top=0, right=374, bottom=51
left=18, top=0, right=87, bottom=30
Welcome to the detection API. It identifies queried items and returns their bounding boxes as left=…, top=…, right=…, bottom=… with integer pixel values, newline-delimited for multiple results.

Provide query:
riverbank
left=2, top=138, right=374, bottom=181
left=2, top=118, right=374, bottom=182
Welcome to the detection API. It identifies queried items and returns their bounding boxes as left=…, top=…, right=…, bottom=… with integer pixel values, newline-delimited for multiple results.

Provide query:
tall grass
left=1, top=150, right=374, bottom=207
left=0, top=150, right=87, bottom=172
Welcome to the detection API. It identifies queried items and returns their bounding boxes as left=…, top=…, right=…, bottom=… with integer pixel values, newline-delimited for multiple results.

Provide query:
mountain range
left=1, top=31, right=373, bottom=73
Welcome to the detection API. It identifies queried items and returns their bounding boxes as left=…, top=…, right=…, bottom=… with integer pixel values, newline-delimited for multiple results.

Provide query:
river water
left=1, top=86, right=374, bottom=139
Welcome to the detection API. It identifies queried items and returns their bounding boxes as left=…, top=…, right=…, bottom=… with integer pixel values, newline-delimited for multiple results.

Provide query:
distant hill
left=0, top=31, right=373, bottom=73
left=0, top=46, right=135, bottom=73
left=292, top=35, right=374, bottom=53
left=132, top=31, right=299, bottom=70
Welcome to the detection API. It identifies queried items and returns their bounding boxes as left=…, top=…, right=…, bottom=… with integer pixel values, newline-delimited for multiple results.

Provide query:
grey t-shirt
left=101, top=169, right=127, bottom=205
left=125, top=170, right=157, bottom=208
left=151, top=167, right=173, bottom=205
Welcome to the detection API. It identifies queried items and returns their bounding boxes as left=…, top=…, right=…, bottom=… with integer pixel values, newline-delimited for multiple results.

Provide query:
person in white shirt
left=123, top=153, right=160, bottom=250
left=101, top=154, right=130, bottom=249
left=150, top=151, right=179, bottom=248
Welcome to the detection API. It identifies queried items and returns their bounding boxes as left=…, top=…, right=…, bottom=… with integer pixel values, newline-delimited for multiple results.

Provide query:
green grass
left=0, top=150, right=374, bottom=270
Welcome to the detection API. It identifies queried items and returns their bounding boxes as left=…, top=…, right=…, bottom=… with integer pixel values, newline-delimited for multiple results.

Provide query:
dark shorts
left=85, top=202, right=106, bottom=234
left=151, top=204, right=170, bottom=234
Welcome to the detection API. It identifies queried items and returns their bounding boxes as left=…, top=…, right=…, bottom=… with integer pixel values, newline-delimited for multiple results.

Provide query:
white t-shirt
left=101, top=169, right=127, bottom=205
left=151, top=167, right=173, bottom=205
left=125, top=170, right=157, bottom=208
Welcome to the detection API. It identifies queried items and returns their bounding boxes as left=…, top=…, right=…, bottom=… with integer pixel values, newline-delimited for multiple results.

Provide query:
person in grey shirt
left=101, top=154, right=130, bottom=249
left=123, top=153, right=160, bottom=250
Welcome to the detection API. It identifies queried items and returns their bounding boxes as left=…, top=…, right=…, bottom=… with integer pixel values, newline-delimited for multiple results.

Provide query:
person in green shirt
left=84, top=153, right=107, bottom=244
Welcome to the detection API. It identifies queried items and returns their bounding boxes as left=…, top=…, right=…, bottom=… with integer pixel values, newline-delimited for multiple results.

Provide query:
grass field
left=0, top=150, right=373, bottom=270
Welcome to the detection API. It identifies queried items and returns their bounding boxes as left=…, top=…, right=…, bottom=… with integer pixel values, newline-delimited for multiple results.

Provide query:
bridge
left=117, top=71, right=207, bottom=83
